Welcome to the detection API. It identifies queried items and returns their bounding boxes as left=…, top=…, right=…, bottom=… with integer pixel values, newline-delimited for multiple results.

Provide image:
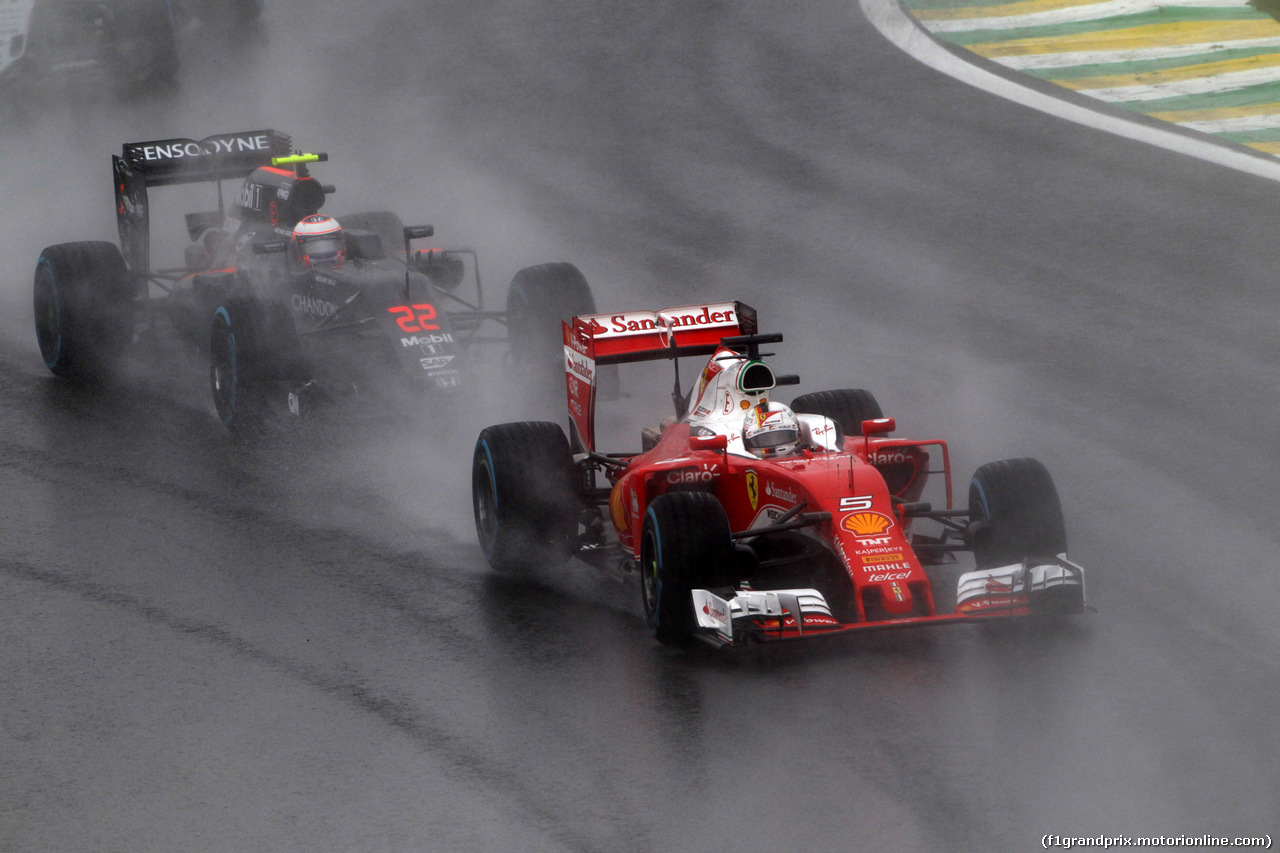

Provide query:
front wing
left=691, top=556, right=1087, bottom=648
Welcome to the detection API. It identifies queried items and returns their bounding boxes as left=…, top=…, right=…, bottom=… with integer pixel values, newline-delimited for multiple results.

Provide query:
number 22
left=387, top=304, right=438, bottom=332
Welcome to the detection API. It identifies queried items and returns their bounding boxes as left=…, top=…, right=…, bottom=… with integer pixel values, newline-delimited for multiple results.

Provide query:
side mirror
left=861, top=417, right=895, bottom=436
left=403, top=225, right=434, bottom=241
left=252, top=239, right=289, bottom=255
left=691, top=433, right=728, bottom=451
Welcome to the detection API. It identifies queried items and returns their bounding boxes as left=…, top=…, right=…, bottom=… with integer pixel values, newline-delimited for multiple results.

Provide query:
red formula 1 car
left=471, top=301, right=1086, bottom=647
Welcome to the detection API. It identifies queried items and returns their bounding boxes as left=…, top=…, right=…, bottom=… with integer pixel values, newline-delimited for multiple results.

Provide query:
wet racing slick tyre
left=967, top=458, right=1067, bottom=570
left=113, top=0, right=180, bottom=92
left=34, top=242, right=136, bottom=381
left=506, top=262, right=597, bottom=392
left=640, top=491, right=735, bottom=647
left=473, top=421, right=580, bottom=572
left=791, top=388, right=883, bottom=439
left=209, top=296, right=305, bottom=436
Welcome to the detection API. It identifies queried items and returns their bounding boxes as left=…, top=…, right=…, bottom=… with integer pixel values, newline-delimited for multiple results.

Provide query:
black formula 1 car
left=33, top=129, right=594, bottom=433
left=0, top=0, right=260, bottom=102
left=472, top=300, right=1087, bottom=648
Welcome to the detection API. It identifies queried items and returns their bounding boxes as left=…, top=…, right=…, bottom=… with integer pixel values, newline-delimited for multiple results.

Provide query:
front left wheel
left=967, top=458, right=1067, bottom=569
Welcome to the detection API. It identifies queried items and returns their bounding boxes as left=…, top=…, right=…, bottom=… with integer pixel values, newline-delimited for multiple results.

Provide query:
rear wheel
left=640, top=491, right=735, bottom=646
left=791, top=388, right=883, bottom=438
left=967, top=458, right=1067, bottom=569
left=506, top=262, right=595, bottom=380
left=33, top=242, right=135, bottom=380
left=472, top=422, right=580, bottom=572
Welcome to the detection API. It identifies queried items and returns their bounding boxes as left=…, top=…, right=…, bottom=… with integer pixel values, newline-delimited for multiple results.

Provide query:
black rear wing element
left=113, top=130, right=292, bottom=274
left=116, top=130, right=293, bottom=187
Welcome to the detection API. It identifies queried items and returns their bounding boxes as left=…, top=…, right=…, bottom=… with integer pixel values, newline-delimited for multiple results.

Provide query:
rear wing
left=563, top=301, right=757, bottom=452
left=113, top=130, right=293, bottom=273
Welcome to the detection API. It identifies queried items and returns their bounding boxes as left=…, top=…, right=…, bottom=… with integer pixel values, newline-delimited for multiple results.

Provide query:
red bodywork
left=562, top=301, right=1066, bottom=645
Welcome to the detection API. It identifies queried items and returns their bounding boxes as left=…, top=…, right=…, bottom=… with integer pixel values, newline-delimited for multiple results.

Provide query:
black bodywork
left=0, top=0, right=261, bottom=102
left=119, top=131, right=507, bottom=414
left=35, top=128, right=594, bottom=431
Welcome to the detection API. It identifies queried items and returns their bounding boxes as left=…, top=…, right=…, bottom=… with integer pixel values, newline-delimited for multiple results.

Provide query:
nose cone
left=882, top=579, right=913, bottom=615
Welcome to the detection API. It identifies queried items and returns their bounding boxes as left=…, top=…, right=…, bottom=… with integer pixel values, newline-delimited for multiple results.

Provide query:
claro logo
left=665, top=463, right=721, bottom=485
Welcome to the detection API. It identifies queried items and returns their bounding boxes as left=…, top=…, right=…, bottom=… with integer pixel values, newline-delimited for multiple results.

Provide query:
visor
left=744, top=428, right=799, bottom=450
left=300, top=235, right=344, bottom=264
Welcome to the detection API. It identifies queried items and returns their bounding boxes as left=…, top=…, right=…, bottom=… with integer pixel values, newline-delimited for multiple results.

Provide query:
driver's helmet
left=742, top=401, right=801, bottom=458
left=291, top=214, right=346, bottom=267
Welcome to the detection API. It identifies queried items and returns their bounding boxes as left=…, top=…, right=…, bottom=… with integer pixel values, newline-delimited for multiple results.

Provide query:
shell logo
left=841, top=511, right=894, bottom=537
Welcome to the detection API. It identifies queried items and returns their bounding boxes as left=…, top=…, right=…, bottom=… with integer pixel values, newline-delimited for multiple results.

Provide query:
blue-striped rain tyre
left=791, top=388, right=883, bottom=439
left=209, top=296, right=303, bottom=436
left=967, top=458, right=1067, bottom=570
left=33, top=241, right=135, bottom=380
left=640, top=491, right=734, bottom=647
left=472, top=421, right=580, bottom=572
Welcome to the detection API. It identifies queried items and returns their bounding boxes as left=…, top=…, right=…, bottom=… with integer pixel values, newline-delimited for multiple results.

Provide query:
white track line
left=923, top=0, right=1246, bottom=33
left=859, top=0, right=1280, bottom=181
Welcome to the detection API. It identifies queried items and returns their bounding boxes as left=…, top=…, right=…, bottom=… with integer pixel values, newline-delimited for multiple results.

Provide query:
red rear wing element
left=563, top=301, right=757, bottom=452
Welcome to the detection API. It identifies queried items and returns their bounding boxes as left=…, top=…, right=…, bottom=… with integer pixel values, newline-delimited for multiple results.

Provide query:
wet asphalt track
left=2, top=1, right=1279, bottom=850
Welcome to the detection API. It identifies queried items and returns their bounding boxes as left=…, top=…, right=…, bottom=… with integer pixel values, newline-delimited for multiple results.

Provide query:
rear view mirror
left=691, top=433, right=728, bottom=451
left=403, top=225, right=434, bottom=241
left=252, top=239, right=289, bottom=255
left=861, top=417, right=895, bottom=436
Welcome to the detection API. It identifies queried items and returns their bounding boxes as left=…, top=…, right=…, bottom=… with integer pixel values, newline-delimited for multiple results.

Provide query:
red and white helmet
left=291, top=214, right=345, bottom=267
left=742, top=401, right=801, bottom=458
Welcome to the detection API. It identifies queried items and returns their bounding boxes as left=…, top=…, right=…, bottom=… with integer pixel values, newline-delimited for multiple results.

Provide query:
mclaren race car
left=0, top=1, right=262, bottom=101
left=472, top=301, right=1087, bottom=648
left=33, top=129, right=594, bottom=432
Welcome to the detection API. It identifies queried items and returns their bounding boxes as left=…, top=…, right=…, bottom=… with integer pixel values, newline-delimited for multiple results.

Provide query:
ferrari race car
left=0, top=0, right=260, bottom=100
left=472, top=301, right=1087, bottom=648
left=33, top=129, right=594, bottom=432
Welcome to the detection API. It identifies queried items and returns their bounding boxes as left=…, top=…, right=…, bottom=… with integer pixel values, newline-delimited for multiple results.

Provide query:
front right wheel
left=210, top=296, right=304, bottom=436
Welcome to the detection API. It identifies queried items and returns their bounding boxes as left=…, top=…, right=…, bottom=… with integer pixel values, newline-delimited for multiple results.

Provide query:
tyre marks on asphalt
left=900, top=0, right=1280, bottom=154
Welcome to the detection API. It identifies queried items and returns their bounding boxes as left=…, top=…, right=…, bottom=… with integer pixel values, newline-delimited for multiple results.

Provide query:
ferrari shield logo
left=746, top=470, right=759, bottom=510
